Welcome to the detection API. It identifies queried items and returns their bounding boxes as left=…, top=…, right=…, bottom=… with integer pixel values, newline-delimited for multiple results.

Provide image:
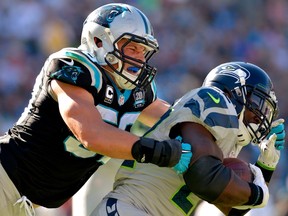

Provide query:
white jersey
left=96, top=87, right=244, bottom=216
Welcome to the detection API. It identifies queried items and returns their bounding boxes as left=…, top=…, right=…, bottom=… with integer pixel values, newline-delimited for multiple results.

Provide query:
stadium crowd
left=0, top=0, right=287, bottom=215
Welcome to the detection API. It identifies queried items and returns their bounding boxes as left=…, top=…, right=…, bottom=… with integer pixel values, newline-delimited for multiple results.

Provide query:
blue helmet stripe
left=135, top=8, right=150, bottom=34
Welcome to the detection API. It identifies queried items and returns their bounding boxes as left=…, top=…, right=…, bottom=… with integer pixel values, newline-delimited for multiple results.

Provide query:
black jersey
left=0, top=47, right=157, bottom=208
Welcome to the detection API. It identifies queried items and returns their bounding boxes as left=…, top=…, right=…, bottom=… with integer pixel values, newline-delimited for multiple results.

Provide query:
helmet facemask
left=105, top=33, right=158, bottom=89
left=244, top=86, right=278, bottom=144
left=234, top=85, right=278, bottom=144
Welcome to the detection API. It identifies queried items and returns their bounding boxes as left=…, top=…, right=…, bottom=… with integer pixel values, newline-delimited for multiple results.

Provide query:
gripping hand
left=268, top=118, right=285, bottom=150
left=173, top=136, right=192, bottom=174
left=132, top=137, right=183, bottom=167
left=234, top=164, right=269, bottom=210
left=257, top=134, right=280, bottom=170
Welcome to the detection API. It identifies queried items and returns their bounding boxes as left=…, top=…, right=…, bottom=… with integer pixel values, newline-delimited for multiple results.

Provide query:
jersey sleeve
left=45, top=48, right=103, bottom=93
left=146, top=87, right=239, bottom=142
left=187, top=87, right=239, bottom=140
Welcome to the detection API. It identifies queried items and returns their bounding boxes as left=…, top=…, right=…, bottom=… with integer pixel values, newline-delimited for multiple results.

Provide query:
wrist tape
left=246, top=183, right=264, bottom=206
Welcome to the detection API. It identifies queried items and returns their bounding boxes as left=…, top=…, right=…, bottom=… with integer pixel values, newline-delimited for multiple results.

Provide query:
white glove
left=234, top=164, right=269, bottom=210
left=249, top=164, right=269, bottom=208
left=257, top=133, right=280, bottom=170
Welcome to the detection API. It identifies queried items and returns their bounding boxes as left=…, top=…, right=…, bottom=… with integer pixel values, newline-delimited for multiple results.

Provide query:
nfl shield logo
left=118, top=95, right=125, bottom=106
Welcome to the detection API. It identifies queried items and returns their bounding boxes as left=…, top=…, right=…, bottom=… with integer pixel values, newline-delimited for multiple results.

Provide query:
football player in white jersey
left=92, top=62, right=285, bottom=216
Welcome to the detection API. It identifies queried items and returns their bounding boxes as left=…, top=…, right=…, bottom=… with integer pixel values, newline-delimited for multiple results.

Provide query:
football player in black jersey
left=0, top=3, right=192, bottom=215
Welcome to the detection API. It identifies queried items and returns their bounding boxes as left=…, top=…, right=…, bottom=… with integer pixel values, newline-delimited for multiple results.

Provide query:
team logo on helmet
left=218, top=64, right=251, bottom=84
left=87, top=5, right=129, bottom=28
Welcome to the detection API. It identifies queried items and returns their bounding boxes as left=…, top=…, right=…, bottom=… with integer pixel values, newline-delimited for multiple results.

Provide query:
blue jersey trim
left=64, top=51, right=102, bottom=91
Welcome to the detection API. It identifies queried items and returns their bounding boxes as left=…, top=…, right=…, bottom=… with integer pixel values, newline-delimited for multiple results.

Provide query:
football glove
left=257, top=134, right=280, bottom=170
left=234, top=164, right=269, bottom=209
left=268, top=118, right=285, bottom=150
left=172, top=136, right=192, bottom=174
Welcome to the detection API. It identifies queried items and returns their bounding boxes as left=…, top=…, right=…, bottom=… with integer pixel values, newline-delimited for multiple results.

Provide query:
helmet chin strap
left=114, top=72, right=136, bottom=90
left=237, top=109, right=252, bottom=146
left=247, top=123, right=261, bottom=145
left=104, top=66, right=137, bottom=90
left=108, top=50, right=140, bottom=90
left=236, top=76, right=256, bottom=146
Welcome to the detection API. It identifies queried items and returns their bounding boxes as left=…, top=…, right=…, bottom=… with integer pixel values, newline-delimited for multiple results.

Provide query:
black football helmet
left=203, top=61, right=278, bottom=144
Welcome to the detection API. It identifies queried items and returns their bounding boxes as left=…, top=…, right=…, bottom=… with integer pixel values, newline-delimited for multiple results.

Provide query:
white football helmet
left=80, top=3, right=159, bottom=89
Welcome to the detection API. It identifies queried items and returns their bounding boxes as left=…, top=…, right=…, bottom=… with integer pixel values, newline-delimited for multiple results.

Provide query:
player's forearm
left=80, top=122, right=137, bottom=159
left=211, top=172, right=251, bottom=206
left=183, top=156, right=251, bottom=206
left=76, top=120, right=184, bottom=167
left=223, top=162, right=275, bottom=216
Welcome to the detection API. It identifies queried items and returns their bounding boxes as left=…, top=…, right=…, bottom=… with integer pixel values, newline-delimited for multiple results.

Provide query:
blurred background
left=1, top=0, right=287, bottom=215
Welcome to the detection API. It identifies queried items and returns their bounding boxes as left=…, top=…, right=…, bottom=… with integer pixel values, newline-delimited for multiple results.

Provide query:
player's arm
left=179, top=122, right=266, bottom=208
left=49, top=80, right=184, bottom=167
left=137, top=98, right=170, bottom=127
left=51, top=79, right=138, bottom=159
left=224, top=119, right=285, bottom=215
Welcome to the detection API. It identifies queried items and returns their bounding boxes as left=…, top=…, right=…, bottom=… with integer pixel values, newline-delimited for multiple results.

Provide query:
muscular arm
left=179, top=122, right=252, bottom=206
left=50, top=80, right=138, bottom=159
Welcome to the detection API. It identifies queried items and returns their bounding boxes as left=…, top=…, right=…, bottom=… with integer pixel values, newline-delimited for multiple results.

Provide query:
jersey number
left=172, top=185, right=195, bottom=215
left=121, top=161, right=196, bottom=214
left=63, top=111, right=139, bottom=163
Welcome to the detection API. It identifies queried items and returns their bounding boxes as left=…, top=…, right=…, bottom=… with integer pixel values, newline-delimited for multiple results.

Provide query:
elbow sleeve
left=183, top=156, right=231, bottom=203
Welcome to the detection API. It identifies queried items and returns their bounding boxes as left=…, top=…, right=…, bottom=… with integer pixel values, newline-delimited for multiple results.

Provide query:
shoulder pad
left=47, top=48, right=103, bottom=92
left=187, top=87, right=238, bottom=129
